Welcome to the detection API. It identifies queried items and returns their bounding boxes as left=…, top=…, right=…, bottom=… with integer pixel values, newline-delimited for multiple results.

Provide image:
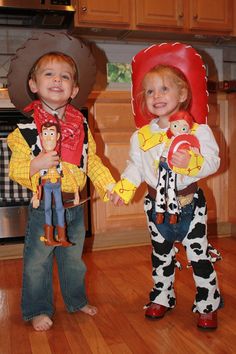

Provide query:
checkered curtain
left=0, top=139, right=32, bottom=204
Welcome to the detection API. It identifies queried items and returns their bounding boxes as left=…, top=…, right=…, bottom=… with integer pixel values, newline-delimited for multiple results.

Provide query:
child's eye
left=45, top=72, right=52, bottom=77
left=62, top=74, right=70, bottom=80
left=146, top=89, right=153, bottom=96
left=161, top=86, right=168, bottom=93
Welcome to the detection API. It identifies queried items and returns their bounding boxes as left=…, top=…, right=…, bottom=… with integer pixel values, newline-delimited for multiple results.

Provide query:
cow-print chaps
left=155, top=164, right=180, bottom=217
left=144, top=188, right=221, bottom=314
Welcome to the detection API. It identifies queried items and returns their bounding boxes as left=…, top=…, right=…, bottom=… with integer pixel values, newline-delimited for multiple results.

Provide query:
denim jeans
left=21, top=201, right=87, bottom=321
left=150, top=197, right=194, bottom=243
left=44, top=181, right=64, bottom=227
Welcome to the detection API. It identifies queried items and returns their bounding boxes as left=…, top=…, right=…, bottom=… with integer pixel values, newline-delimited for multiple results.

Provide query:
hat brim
left=132, top=42, right=208, bottom=128
left=7, top=32, right=96, bottom=114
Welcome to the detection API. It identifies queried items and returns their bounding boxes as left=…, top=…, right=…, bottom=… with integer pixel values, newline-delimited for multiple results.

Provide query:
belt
left=41, top=177, right=60, bottom=185
left=147, top=182, right=198, bottom=200
left=57, top=192, right=76, bottom=208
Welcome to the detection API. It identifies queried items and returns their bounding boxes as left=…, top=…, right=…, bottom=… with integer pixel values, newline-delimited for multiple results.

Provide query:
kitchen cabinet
left=135, top=0, right=233, bottom=33
left=199, top=93, right=230, bottom=235
left=227, top=93, right=236, bottom=224
left=87, top=91, right=150, bottom=249
left=135, top=0, right=185, bottom=30
left=87, top=91, right=232, bottom=250
left=189, top=0, right=233, bottom=32
left=73, top=0, right=132, bottom=29
left=73, top=0, right=234, bottom=40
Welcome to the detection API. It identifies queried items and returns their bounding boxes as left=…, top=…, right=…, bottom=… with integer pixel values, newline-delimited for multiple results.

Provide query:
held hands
left=107, top=190, right=125, bottom=206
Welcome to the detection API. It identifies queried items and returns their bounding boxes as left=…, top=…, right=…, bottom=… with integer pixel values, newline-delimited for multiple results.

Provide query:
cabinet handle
left=81, top=6, right=87, bottom=12
left=193, top=14, right=198, bottom=20
left=178, top=12, right=184, bottom=18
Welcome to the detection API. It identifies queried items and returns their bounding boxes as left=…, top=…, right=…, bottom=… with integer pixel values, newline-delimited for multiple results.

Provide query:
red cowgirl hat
left=131, top=42, right=208, bottom=128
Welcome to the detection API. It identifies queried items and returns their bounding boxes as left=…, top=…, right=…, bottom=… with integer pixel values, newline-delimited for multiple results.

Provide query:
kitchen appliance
left=0, top=108, right=31, bottom=241
left=0, top=0, right=75, bottom=29
left=0, top=106, right=91, bottom=242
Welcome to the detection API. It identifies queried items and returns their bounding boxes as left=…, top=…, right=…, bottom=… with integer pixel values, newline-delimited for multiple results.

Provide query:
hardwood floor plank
left=59, top=312, right=93, bottom=354
left=77, top=315, right=112, bottom=354
left=94, top=302, right=153, bottom=354
left=29, top=332, right=52, bottom=354
left=0, top=237, right=235, bottom=353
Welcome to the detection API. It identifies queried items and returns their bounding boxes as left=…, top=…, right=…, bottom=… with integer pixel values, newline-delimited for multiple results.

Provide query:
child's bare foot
left=31, top=314, right=53, bottom=331
left=80, top=304, right=97, bottom=316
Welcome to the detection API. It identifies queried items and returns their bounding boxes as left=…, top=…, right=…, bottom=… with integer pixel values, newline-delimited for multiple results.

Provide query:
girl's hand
left=171, top=149, right=190, bottom=169
left=30, top=151, right=60, bottom=176
left=109, top=192, right=125, bottom=206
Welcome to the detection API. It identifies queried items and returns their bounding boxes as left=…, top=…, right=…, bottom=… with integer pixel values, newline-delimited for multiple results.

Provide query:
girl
left=112, top=43, right=222, bottom=329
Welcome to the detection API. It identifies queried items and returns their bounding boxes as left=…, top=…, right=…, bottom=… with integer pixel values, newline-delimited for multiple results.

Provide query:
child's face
left=29, top=59, right=79, bottom=110
left=170, top=119, right=190, bottom=136
left=143, top=72, right=187, bottom=120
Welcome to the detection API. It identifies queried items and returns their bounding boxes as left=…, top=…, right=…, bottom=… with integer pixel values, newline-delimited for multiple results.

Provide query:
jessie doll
left=155, top=110, right=200, bottom=224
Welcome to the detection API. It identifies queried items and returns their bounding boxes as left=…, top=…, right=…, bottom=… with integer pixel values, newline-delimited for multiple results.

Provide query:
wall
left=0, top=28, right=45, bottom=87
left=92, top=40, right=224, bottom=91
left=0, top=27, right=235, bottom=90
left=223, top=47, right=236, bottom=81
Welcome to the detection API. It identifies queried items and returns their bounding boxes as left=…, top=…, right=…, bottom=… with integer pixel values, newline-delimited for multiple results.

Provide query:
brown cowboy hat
left=7, top=32, right=96, bottom=113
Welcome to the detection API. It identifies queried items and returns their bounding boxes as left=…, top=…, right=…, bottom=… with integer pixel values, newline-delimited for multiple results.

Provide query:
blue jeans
left=21, top=202, right=87, bottom=321
left=44, top=181, right=64, bottom=227
left=155, top=202, right=194, bottom=243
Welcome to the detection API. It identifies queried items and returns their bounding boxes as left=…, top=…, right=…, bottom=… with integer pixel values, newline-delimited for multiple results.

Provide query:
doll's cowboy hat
left=132, top=42, right=208, bottom=128
left=7, top=32, right=96, bottom=112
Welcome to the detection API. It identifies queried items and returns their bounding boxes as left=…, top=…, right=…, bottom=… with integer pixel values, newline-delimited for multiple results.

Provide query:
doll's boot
left=56, top=225, right=73, bottom=247
left=44, top=224, right=62, bottom=246
left=156, top=213, right=164, bottom=224
left=169, top=214, right=178, bottom=224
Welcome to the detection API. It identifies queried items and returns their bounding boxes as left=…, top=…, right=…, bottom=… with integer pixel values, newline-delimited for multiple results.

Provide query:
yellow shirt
left=7, top=127, right=115, bottom=201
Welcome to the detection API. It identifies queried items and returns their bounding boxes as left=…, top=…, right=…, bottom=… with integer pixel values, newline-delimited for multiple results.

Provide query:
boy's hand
left=30, top=151, right=60, bottom=176
left=171, top=149, right=190, bottom=169
left=109, top=191, right=125, bottom=206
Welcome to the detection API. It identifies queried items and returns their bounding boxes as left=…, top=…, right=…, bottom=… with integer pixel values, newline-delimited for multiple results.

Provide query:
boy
left=7, top=32, right=115, bottom=331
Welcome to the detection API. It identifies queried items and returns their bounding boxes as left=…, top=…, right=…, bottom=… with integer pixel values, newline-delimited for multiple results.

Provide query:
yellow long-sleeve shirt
left=7, top=127, right=115, bottom=201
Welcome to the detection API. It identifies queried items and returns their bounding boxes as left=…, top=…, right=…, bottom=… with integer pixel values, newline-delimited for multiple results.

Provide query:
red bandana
left=24, top=100, right=85, bottom=166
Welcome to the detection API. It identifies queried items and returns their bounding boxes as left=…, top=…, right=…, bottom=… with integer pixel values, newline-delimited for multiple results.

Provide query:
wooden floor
left=0, top=236, right=235, bottom=354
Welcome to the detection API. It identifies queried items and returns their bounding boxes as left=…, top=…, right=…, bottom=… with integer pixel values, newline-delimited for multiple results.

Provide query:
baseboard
left=1, top=222, right=236, bottom=259
left=85, top=228, right=150, bottom=251
left=89, top=221, right=236, bottom=251
left=0, top=243, right=24, bottom=260
left=208, top=221, right=236, bottom=238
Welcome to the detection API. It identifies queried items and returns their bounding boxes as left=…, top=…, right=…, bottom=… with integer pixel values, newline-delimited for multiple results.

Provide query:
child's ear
left=28, top=78, right=38, bottom=93
left=71, top=86, right=79, bottom=99
left=179, top=88, right=188, bottom=103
